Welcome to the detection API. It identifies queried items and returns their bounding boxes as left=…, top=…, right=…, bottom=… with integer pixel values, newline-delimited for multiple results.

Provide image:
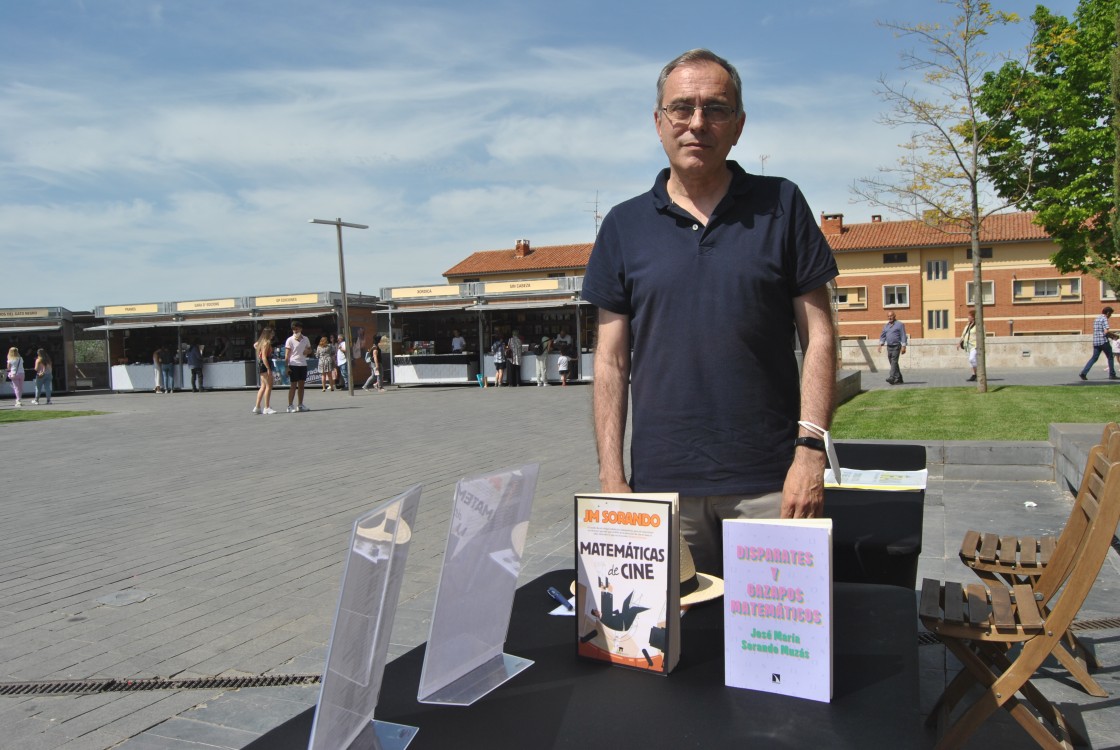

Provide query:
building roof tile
left=824, top=211, right=1049, bottom=251
left=443, top=242, right=593, bottom=278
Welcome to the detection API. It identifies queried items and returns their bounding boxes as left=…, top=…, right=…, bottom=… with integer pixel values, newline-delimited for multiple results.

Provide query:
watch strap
left=794, top=436, right=826, bottom=452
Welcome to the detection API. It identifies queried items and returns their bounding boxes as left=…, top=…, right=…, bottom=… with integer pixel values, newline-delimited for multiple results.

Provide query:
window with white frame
left=1035, top=279, right=1060, bottom=297
left=1102, top=280, right=1117, bottom=302
left=966, top=280, right=995, bottom=305
left=926, top=260, right=948, bottom=281
left=883, top=285, right=909, bottom=308
left=832, top=286, right=867, bottom=310
left=1012, top=277, right=1081, bottom=302
left=927, top=309, right=949, bottom=330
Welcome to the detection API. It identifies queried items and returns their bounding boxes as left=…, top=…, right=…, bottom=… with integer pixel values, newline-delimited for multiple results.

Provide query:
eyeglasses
left=660, top=103, right=739, bottom=125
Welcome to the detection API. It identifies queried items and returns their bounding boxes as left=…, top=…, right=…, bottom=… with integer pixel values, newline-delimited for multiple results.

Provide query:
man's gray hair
left=656, top=48, right=743, bottom=114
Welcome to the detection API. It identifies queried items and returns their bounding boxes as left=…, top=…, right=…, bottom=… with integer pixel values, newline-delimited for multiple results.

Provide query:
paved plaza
left=0, top=366, right=1118, bottom=749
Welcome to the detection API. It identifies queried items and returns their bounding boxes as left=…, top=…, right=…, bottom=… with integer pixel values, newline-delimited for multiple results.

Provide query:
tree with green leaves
left=853, top=0, right=1030, bottom=393
left=978, top=0, right=1119, bottom=291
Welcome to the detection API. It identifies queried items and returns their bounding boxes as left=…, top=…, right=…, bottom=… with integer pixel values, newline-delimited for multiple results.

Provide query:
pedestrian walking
left=159, top=345, right=175, bottom=394
left=362, top=335, right=386, bottom=391
left=32, top=349, right=52, bottom=404
left=285, top=321, right=312, bottom=412
left=878, top=312, right=908, bottom=385
left=1079, top=307, right=1117, bottom=380
left=315, top=336, right=333, bottom=391
left=185, top=341, right=205, bottom=391
left=6, top=347, right=25, bottom=406
left=252, top=326, right=277, bottom=414
left=960, top=311, right=977, bottom=382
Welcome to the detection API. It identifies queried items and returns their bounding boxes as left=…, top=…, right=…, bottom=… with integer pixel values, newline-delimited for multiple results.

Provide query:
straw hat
left=679, top=536, right=724, bottom=607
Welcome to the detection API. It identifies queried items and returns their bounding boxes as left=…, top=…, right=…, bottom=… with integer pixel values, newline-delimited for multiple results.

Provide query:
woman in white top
left=6, top=347, right=25, bottom=407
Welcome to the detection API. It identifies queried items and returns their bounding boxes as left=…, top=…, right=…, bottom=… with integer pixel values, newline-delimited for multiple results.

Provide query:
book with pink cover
left=722, top=518, right=833, bottom=702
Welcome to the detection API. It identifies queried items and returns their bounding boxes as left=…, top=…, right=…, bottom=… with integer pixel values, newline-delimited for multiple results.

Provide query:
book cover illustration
left=574, top=493, right=679, bottom=674
left=722, top=518, right=833, bottom=702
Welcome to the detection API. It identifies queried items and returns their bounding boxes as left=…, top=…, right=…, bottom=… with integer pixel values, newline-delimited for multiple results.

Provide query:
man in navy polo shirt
left=582, top=48, right=838, bottom=575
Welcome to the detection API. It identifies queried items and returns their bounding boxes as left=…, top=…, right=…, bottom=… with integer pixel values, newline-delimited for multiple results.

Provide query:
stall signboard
left=103, top=303, right=160, bottom=316
left=722, top=518, right=833, bottom=702
left=175, top=298, right=236, bottom=312
left=254, top=293, right=321, bottom=307
left=0, top=308, right=51, bottom=320
left=483, top=279, right=561, bottom=295
left=390, top=285, right=461, bottom=300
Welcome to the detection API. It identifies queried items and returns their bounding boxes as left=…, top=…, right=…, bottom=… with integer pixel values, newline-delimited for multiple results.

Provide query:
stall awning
left=464, top=300, right=587, bottom=311
left=0, top=324, right=63, bottom=333
left=83, top=311, right=336, bottom=332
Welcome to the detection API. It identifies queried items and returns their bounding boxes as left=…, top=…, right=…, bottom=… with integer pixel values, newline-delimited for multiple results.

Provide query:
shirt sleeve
left=581, top=209, right=630, bottom=315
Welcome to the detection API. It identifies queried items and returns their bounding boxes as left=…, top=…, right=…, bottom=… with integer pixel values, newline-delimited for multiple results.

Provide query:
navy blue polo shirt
left=582, top=161, right=838, bottom=495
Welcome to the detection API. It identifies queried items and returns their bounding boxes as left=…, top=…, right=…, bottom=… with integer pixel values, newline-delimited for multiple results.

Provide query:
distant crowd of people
left=489, top=328, right=575, bottom=387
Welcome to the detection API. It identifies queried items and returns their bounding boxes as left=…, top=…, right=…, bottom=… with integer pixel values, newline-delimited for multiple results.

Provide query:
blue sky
left=0, top=0, right=1075, bottom=310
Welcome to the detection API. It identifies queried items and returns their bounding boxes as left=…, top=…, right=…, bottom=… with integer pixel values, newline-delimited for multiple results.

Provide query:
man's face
left=886, top=313, right=896, bottom=324
left=655, top=61, right=745, bottom=179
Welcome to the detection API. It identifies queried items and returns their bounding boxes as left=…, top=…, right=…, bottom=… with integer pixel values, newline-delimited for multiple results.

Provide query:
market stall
left=89, top=292, right=383, bottom=392
left=0, top=307, right=79, bottom=398
left=382, top=278, right=597, bottom=386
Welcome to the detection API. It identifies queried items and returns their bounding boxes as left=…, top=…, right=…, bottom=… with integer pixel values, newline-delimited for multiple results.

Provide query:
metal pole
left=335, top=219, right=355, bottom=396
left=310, top=218, right=368, bottom=397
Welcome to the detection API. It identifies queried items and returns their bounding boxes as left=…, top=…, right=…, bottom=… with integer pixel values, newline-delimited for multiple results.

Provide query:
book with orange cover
left=573, top=493, right=680, bottom=675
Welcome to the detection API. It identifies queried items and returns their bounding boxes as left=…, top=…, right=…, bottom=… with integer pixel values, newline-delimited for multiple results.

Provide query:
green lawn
left=0, top=408, right=105, bottom=424
left=833, top=385, right=1120, bottom=441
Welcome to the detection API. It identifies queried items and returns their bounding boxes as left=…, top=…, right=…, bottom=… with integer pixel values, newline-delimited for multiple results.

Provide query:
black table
left=249, top=570, right=919, bottom=749
left=825, top=442, right=927, bottom=589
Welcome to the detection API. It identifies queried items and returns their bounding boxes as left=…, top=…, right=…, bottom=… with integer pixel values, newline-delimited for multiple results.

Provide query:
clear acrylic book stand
left=308, top=485, right=422, bottom=750
left=417, top=464, right=539, bottom=706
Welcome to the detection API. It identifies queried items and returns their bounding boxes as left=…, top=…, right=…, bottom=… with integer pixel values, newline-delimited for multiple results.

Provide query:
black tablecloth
left=249, top=570, right=919, bottom=750
left=825, top=443, right=927, bottom=589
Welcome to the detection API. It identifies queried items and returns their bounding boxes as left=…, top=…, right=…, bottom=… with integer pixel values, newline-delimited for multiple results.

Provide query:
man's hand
left=780, top=449, right=826, bottom=518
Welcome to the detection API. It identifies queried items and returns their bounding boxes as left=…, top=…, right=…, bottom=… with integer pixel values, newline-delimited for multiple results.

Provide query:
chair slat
left=919, top=578, right=942, bottom=621
left=960, top=529, right=981, bottom=559
left=990, top=586, right=1015, bottom=631
left=1039, top=535, right=1056, bottom=565
left=998, top=536, right=1019, bottom=563
left=965, top=583, right=989, bottom=626
left=1017, top=536, right=1038, bottom=568
left=944, top=581, right=965, bottom=624
left=1013, top=584, right=1045, bottom=631
left=979, top=533, right=999, bottom=563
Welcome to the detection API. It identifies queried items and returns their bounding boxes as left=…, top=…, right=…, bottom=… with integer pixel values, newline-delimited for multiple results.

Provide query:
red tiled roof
left=443, top=242, right=593, bottom=278
left=824, top=211, right=1050, bottom=251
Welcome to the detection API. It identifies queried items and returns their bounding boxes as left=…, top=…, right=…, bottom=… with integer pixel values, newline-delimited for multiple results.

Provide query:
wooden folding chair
left=957, top=422, right=1120, bottom=697
left=920, top=444, right=1120, bottom=749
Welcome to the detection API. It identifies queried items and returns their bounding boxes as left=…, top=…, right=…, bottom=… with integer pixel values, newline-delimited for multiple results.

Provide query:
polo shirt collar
left=650, top=160, right=755, bottom=214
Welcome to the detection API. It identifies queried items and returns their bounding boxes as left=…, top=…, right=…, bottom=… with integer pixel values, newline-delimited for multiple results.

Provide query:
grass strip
left=0, top=409, right=106, bottom=424
left=833, top=385, right=1120, bottom=442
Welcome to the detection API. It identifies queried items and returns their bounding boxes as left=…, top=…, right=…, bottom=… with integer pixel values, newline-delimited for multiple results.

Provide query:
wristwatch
left=793, top=436, right=826, bottom=452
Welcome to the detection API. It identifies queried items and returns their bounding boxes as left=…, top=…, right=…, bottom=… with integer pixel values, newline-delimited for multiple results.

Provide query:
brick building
left=823, top=212, right=1117, bottom=341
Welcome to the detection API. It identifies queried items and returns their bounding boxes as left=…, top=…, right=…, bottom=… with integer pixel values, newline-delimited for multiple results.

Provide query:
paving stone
left=1, top=371, right=1118, bottom=749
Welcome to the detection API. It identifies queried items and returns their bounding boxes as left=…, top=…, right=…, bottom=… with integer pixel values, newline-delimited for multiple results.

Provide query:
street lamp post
left=309, top=217, right=368, bottom=396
